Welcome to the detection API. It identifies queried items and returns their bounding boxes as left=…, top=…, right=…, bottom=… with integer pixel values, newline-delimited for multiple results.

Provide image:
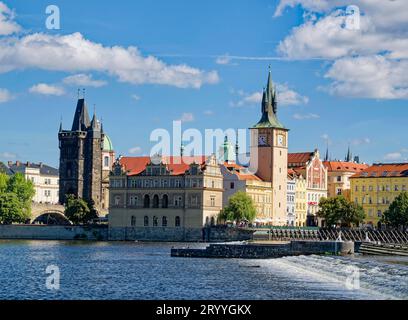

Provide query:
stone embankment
left=171, top=240, right=355, bottom=259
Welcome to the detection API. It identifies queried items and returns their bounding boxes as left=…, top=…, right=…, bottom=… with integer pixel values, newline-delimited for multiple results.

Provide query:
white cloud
left=277, top=84, right=309, bottom=105
left=0, top=88, right=12, bottom=103
left=325, top=56, right=408, bottom=99
left=216, top=54, right=232, bottom=65
left=231, top=84, right=308, bottom=107
left=0, top=32, right=219, bottom=89
left=178, top=112, right=194, bottom=123
left=131, top=94, right=140, bottom=101
left=384, top=152, right=403, bottom=161
left=0, top=2, right=21, bottom=36
left=203, top=110, right=214, bottom=116
left=351, top=138, right=371, bottom=146
left=0, top=151, right=16, bottom=159
left=275, top=1, right=408, bottom=99
left=29, top=83, right=65, bottom=96
left=129, top=146, right=142, bottom=154
left=293, top=113, right=319, bottom=120
left=63, top=74, right=107, bottom=87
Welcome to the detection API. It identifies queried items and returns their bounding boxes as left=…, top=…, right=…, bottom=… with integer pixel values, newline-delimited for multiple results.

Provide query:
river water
left=0, top=240, right=407, bottom=300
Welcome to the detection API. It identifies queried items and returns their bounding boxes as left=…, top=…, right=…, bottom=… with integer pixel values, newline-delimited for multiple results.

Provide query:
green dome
left=103, top=135, right=114, bottom=151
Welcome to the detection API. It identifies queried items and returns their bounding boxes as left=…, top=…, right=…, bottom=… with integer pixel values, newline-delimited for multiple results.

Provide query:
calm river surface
left=0, top=240, right=407, bottom=300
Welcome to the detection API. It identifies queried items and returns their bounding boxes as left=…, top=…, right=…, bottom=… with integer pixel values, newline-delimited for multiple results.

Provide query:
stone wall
left=171, top=240, right=355, bottom=259
left=108, top=226, right=254, bottom=242
left=0, top=225, right=108, bottom=241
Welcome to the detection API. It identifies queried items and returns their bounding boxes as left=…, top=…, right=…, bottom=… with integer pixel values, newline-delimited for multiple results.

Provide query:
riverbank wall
left=0, top=225, right=253, bottom=242
left=0, top=225, right=108, bottom=241
left=171, top=240, right=355, bottom=259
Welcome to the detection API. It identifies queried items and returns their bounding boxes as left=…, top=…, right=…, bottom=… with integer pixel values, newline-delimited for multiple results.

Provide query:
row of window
left=355, top=185, right=407, bottom=192
left=355, top=196, right=394, bottom=205
left=111, top=178, right=221, bottom=189
left=114, top=194, right=217, bottom=208
left=130, top=215, right=181, bottom=227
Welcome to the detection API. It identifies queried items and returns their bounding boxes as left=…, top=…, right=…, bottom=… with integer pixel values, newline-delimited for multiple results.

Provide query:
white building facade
left=8, top=161, right=59, bottom=204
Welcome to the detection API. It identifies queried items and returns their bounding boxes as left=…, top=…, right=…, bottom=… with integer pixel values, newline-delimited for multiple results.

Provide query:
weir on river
left=251, top=228, right=408, bottom=244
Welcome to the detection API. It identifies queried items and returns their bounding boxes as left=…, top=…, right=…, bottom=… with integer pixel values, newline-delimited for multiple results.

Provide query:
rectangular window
left=210, top=196, right=216, bottom=207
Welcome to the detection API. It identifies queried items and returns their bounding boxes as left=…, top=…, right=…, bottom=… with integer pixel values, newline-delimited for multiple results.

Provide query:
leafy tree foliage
left=0, top=172, right=35, bottom=224
left=317, top=196, right=365, bottom=228
left=64, top=195, right=97, bottom=224
left=382, top=191, right=408, bottom=229
left=219, top=191, right=257, bottom=223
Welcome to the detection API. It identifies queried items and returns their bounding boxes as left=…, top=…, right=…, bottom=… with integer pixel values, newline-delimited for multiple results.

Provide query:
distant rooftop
left=8, top=161, right=59, bottom=176
left=350, top=163, right=408, bottom=179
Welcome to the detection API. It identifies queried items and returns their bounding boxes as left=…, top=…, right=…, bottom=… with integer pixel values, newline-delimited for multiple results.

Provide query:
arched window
left=162, top=216, right=167, bottom=227
left=153, top=195, right=159, bottom=208
left=114, top=196, right=121, bottom=206
left=131, top=216, right=136, bottom=227
left=175, top=216, right=181, bottom=227
left=144, top=195, right=150, bottom=208
left=104, top=156, right=109, bottom=167
left=144, top=216, right=149, bottom=227
left=153, top=216, right=158, bottom=227
left=162, top=194, right=169, bottom=208
left=210, top=217, right=215, bottom=226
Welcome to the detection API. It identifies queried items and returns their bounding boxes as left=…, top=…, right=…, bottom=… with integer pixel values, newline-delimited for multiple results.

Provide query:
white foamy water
left=258, top=255, right=408, bottom=300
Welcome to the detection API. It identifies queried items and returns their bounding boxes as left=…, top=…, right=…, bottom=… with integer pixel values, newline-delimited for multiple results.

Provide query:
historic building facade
left=58, top=98, right=114, bottom=212
left=324, top=160, right=368, bottom=199
left=108, top=154, right=223, bottom=238
left=221, top=162, right=273, bottom=223
left=249, top=69, right=289, bottom=226
left=350, top=163, right=408, bottom=227
left=7, top=161, right=59, bottom=204
left=286, top=173, right=296, bottom=226
left=288, top=150, right=327, bottom=226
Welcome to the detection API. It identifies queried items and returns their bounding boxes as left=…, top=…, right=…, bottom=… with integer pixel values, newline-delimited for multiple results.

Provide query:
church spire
left=345, top=145, right=352, bottom=162
left=252, top=67, right=285, bottom=129
left=71, top=97, right=91, bottom=131
left=324, top=144, right=329, bottom=161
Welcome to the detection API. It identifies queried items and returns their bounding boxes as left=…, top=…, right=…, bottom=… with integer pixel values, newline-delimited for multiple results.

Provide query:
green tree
left=0, top=173, right=9, bottom=193
left=317, top=196, right=365, bottom=228
left=0, top=193, right=24, bottom=224
left=6, top=173, right=35, bottom=219
left=64, top=195, right=93, bottom=225
left=86, top=199, right=99, bottom=222
left=382, top=191, right=408, bottom=229
left=219, top=191, right=257, bottom=223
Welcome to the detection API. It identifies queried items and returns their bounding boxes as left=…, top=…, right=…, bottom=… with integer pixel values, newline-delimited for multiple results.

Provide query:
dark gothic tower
left=58, top=98, right=104, bottom=210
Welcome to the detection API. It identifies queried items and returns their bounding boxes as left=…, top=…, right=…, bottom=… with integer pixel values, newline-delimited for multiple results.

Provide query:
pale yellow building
left=109, top=154, right=223, bottom=234
left=221, top=162, right=273, bottom=223
left=289, top=169, right=307, bottom=227
left=350, top=163, right=408, bottom=227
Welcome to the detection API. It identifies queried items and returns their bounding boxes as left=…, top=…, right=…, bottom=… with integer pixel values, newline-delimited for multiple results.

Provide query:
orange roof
left=324, top=161, right=368, bottom=173
left=223, top=162, right=262, bottom=181
left=120, top=156, right=207, bottom=176
left=350, top=163, right=408, bottom=178
left=288, top=152, right=314, bottom=166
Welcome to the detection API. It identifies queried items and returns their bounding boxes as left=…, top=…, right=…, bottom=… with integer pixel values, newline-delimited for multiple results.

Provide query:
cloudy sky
left=0, top=0, right=407, bottom=167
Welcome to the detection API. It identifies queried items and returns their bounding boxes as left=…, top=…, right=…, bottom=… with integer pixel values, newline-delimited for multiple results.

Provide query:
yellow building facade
left=350, top=163, right=408, bottom=227
left=293, top=173, right=307, bottom=227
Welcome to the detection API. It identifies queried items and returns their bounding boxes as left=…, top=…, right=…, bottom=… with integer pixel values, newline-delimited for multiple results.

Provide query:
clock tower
left=249, top=69, right=289, bottom=225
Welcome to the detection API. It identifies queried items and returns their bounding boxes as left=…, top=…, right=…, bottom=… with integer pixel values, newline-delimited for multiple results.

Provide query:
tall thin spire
left=235, top=129, right=239, bottom=163
left=324, top=143, right=329, bottom=161
left=345, top=145, right=352, bottom=162
left=59, top=116, right=63, bottom=132
left=252, top=67, right=285, bottom=129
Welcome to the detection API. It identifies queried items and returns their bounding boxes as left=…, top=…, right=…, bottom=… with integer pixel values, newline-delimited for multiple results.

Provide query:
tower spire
left=345, top=145, right=352, bottom=162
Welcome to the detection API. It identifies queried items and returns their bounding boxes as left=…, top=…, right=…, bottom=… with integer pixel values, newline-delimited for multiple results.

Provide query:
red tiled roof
left=323, top=161, right=368, bottom=173
left=350, top=163, right=408, bottom=178
left=288, top=152, right=314, bottom=166
left=120, top=156, right=207, bottom=176
left=223, top=162, right=262, bottom=181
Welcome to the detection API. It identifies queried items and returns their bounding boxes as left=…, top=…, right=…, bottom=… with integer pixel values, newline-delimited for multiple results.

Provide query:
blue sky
left=0, top=0, right=407, bottom=167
